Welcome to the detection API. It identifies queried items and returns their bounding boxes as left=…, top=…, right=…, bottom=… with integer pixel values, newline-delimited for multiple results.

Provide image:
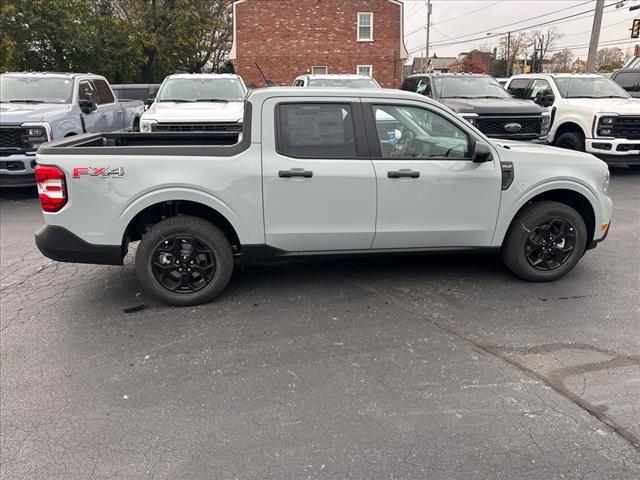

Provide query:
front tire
left=135, top=216, right=233, bottom=306
left=553, top=131, right=585, bottom=152
left=502, top=201, right=588, bottom=282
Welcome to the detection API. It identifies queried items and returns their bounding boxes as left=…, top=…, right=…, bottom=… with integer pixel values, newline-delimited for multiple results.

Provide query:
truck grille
left=611, top=116, right=640, bottom=140
left=152, top=123, right=243, bottom=133
left=0, top=127, right=23, bottom=150
left=475, top=116, right=542, bottom=139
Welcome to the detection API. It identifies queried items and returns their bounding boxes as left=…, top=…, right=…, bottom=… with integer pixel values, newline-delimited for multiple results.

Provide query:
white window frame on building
left=357, top=65, right=373, bottom=77
left=357, top=12, right=373, bottom=42
left=311, top=65, right=328, bottom=74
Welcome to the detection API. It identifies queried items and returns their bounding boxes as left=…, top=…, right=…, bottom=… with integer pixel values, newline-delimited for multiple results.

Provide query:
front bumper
left=586, top=138, right=640, bottom=164
left=35, top=225, right=123, bottom=265
left=0, top=152, right=37, bottom=187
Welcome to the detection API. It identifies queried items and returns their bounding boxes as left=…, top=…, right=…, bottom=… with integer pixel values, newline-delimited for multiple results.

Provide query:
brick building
left=229, top=0, right=408, bottom=88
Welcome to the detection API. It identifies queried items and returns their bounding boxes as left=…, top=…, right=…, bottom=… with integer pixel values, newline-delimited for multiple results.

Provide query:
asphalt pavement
left=1, top=169, right=639, bottom=479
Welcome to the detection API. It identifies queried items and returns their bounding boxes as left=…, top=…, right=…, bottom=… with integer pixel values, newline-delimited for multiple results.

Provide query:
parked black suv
left=610, top=69, right=640, bottom=98
left=401, top=74, right=550, bottom=141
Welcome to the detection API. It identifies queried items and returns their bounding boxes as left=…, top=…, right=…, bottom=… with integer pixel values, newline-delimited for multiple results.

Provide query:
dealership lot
left=1, top=169, right=639, bottom=479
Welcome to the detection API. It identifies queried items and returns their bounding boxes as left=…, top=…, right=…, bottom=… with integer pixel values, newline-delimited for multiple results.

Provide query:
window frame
left=274, top=101, right=369, bottom=160
left=311, top=66, right=328, bottom=75
left=357, top=12, right=373, bottom=42
left=357, top=65, right=373, bottom=77
left=364, top=102, right=476, bottom=161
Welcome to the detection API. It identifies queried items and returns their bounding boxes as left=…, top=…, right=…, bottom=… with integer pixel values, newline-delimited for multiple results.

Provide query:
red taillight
left=35, top=165, right=67, bottom=212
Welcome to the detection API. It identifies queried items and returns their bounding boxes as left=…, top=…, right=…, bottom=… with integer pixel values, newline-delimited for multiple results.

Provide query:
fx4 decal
left=73, top=167, right=125, bottom=178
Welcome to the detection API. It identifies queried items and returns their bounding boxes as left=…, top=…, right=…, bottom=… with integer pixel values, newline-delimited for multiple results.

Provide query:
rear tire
left=554, top=130, right=585, bottom=152
left=135, top=216, right=233, bottom=306
left=502, top=201, right=588, bottom=282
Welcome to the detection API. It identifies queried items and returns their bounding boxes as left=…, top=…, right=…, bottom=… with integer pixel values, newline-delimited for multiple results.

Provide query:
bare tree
left=549, top=49, right=574, bottom=73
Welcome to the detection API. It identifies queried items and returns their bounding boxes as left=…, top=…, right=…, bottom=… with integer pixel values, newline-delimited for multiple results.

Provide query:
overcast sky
left=401, top=0, right=639, bottom=61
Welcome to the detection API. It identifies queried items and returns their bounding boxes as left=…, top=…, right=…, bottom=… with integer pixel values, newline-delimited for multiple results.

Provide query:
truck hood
left=144, top=101, right=245, bottom=123
left=494, top=139, right=603, bottom=165
left=0, top=103, right=71, bottom=124
left=562, top=97, right=640, bottom=113
left=439, top=98, right=543, bottom=115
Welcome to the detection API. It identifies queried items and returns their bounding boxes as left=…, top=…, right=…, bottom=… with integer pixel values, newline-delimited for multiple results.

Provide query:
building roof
left=411, top=57, right=457, bottom=72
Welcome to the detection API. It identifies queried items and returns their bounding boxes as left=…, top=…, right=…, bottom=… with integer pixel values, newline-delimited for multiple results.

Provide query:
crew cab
left=140, top=74, right=247, bottom=134
left=505, top=73, right=640, bottom=167
left=401, top=73, right=550, bottom=141
left=0, top=72, right=144, bottom=187
left=293, top=74, right=381, bottom=88
left=34, top=88, right=612, bottom=306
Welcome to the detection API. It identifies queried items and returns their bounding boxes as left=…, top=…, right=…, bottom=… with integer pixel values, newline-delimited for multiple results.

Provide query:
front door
left=261, top=98, right=376, bottom=252
left=78, top=79, right=110, bottom=133
left=365, top=101, right=502, bottom=249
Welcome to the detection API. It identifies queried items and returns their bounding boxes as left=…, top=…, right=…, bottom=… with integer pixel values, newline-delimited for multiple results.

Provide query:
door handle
left=279, top=169, right=313, bottom=178
left=116, top=110, right=123, bottom=115
left=388, top=169, right=420, bottom=179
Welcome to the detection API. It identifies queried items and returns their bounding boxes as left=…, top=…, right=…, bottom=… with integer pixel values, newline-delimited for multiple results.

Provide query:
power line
left=405, top=0, right=505, bottom=37
left=407, top=1, right=621, bottom=53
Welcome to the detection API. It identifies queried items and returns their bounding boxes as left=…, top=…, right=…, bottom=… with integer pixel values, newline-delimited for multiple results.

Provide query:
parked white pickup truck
left=140, top=73, right=247, bottom=134
left=34, top=88, right=612, bottom=305
left=505, top=74, right=640, bottom=167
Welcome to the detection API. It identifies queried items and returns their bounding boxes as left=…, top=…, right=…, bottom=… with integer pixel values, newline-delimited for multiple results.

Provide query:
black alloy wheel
left=524, top=218, right=577, bottom=271
left=151, top=235, right=216, bottom=293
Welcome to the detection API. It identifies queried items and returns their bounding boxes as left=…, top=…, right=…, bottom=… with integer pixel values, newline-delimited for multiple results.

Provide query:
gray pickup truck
left=34, top=88, right=612, bottom=306
left=0, top=72, right=144, bottom=187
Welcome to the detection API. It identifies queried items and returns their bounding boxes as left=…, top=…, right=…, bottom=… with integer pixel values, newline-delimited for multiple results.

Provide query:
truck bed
left=38, top=131, right=244, bottom=155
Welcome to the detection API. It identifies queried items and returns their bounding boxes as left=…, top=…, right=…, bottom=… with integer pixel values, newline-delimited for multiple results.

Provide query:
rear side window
left=277, top=103, right=356, bottom=158
left=93, top=79, right=115, bottom=104
left=613, top=72, right=639, bottom=92
left=507, top=78, right=531, bottom=99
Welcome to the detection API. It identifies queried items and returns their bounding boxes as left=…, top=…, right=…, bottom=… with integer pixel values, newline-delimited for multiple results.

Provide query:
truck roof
left=405, top=73, right=490, bottom=78
left=247, top=86, right=440, bottom=105
left=510, top=73, right=606, bottom=79
left=296, top=74, right=374, bottom=80
left=166, top=73, right=242, bottom=80
left=1, top=72, right=106, bottom=80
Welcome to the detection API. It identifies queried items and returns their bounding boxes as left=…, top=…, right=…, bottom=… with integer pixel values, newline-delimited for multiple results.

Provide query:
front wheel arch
left=502, top=189, right=596, bottom=248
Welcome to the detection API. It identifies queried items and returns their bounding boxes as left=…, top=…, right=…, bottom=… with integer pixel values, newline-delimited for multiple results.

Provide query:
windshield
left=553, top=76, right=630, bottom=98
left=157, top=78, right=246, bottom=102
left=0, top=76, right=74, bottom=104
left=433, top=76, right=511, bottom=99
left=307, top=78, right=380, bottom=88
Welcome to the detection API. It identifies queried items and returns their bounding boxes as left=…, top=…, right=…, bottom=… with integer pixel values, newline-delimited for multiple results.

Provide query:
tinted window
left=507, top=79, right=531, bottom=99
left=613, top=72, right=639, bottom=92
left=528, top=79, right=554, bottom=103
left=401, top=78, right=417, bottom=92
left=93, top=79, right=115, bottom=104
left=277, top=103, right=356, bottom=158
left=78, top=80, right=97, bottom=101
left=373, top=105, right=471, bottom=159
left=401, top=77, right=431, bottom=96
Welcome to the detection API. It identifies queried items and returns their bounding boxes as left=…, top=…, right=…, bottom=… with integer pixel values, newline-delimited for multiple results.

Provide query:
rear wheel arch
left=124, top=200, right=241, bottom=253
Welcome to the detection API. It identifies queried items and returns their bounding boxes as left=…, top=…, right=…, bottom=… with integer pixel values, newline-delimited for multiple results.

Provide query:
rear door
left=261, top=98, right=376, bottom=252
left=364, top=100, right=502, bottom=249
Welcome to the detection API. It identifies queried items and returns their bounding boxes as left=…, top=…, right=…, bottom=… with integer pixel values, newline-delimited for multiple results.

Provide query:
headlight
left=21, top=122, right=52, bottom=151
left=540, top=113, right=550, bottom=135
left=601, top=168, right=610, bottom=195
left=460, top=113, right=479, bottom=125
left=596, top=115, right=617, bottom=137
left=599, top=116, right=616, bottom=125
left=140, top=119, right=157, bottom=132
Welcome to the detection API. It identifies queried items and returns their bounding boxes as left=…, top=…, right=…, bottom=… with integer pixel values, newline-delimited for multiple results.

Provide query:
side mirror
left=79, top=97, right=97, bottom=114
left=535, top=92, right=555, bottom=108
left=473, top=142, right=493, bottom=163
left=146, top=92, right=156, bottom=105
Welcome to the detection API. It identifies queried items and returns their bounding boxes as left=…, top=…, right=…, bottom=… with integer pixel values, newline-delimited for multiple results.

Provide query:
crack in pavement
left=344, top=274, right=640, bottom=453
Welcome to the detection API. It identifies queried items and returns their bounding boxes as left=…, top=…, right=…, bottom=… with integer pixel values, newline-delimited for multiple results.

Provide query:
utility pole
left=424, top=0, right=432, bottom=73
left=506, top=31, right=511, bottom=77
left=587, top=0, right=605, bottom=72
